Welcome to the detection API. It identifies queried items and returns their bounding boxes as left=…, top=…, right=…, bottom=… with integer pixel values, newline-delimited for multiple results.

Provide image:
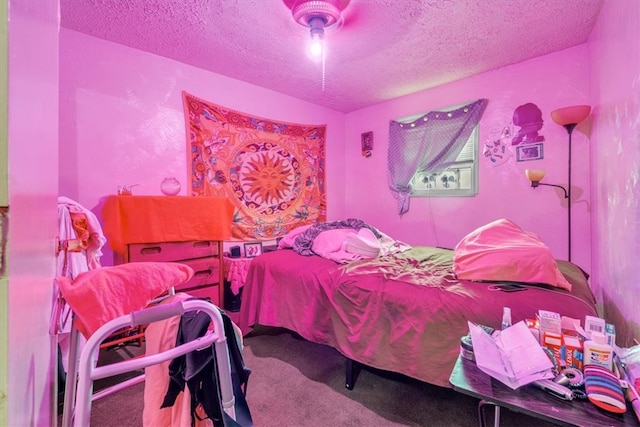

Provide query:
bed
left=238, top=219, right=598, bottom=389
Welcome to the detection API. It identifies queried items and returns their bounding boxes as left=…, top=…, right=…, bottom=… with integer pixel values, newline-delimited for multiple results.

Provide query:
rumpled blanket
left=293, top=218, right=381, bottom=255
left=290, top=218, right=411, bottom=263
left=343, top=246, right=459, bottom=288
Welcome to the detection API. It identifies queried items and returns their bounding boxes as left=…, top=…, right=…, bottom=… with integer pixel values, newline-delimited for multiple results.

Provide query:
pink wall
left=588, top=0, right=640, bottom=346
left=59, top=30, right=346, bottom=264
left=344, top=47, right=592, bottom=271
left=58, top=3, right=639, bottom=346
left=59, top=28, right=594, bottom=286
left=7, top=0, right=59, bottom=424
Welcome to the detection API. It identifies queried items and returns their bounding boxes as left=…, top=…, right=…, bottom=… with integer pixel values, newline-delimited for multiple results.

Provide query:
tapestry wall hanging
left=183, top=91, right=327, bottom=240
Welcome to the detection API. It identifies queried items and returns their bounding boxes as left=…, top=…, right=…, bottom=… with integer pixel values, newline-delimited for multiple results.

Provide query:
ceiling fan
left=284, top=0, right=350, bottom=58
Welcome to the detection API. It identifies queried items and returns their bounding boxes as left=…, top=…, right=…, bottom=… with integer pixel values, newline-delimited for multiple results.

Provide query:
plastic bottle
left=583, top=331, right=613, bottom=370
left=502, top=307, right=512, bottom=330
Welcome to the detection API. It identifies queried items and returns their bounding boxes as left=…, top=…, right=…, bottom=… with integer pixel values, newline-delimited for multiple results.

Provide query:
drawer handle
left=193, top=241, right=211, bottom=248
left=194, top=269, right=213, bottom=277
left=139, top=247, right=162, bottom=255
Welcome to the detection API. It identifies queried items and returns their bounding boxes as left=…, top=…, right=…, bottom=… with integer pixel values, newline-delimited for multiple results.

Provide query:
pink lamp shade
left=525, top=169, right=546, bottom=182
left=550, top=105, right=591, bottom=126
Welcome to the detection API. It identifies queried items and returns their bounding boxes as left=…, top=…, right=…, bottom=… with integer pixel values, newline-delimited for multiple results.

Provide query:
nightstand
left=223, top=256, right=253, bottom=311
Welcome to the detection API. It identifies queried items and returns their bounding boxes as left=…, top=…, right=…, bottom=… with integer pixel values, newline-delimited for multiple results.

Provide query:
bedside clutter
left=223, top=240, right=278, bottom=311
left=458, top=311, right=640, bottom=424
left=229, top=246, right=241, bottom=258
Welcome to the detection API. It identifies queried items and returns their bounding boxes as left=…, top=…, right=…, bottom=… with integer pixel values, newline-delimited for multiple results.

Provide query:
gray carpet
left=62, top=326, right=553, bottom=426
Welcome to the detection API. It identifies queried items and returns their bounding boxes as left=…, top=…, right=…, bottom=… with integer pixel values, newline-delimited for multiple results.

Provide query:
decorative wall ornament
left=511, top=103, right=545, bottom=145
left=182, top=91, right=326, bottom=240
left=160, top=177, right=181, bottom=195
left=483, top=138, right=512, bottom=166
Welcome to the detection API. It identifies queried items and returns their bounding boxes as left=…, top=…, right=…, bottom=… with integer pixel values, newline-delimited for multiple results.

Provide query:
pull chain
left=321, top=39, right=326, bottom=91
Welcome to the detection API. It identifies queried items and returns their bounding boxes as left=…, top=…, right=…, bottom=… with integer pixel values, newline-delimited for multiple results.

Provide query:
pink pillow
left=344, top=228, right=381, bottom=258
left=453, top=219, right=572, bottom=291
left=311, top=228, right=353, bottom=256
left=277, top=224, right=312, bottom=249
left=58, top=262, right=194, bottom=338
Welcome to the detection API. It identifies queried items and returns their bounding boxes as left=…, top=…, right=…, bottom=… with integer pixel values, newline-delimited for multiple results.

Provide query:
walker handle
left=130, top=301, right=184, bottom=326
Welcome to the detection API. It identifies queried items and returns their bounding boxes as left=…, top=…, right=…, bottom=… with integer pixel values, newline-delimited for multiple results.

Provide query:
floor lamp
left=525, top=105, right=591, bottom=262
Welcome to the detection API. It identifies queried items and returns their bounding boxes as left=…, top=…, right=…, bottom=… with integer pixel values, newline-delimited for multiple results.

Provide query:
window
left=388, top=98, right=487, bottom=214
left=409, top=125, right=478, bottom=197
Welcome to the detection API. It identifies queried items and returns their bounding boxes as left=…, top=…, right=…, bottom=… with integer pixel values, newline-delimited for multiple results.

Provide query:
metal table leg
left=477, top=400, right=500, bottom=427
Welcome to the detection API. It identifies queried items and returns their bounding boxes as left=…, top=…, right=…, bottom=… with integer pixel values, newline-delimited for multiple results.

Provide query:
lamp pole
left=550, top=104, right=590, bottom=264
left=564, top=123, right=577, bottom=263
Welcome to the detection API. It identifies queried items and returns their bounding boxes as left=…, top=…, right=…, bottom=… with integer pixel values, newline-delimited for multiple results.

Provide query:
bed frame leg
left=345, top=358, right=362, bottom=390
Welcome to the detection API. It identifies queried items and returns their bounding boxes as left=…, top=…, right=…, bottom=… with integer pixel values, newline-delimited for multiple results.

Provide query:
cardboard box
left=563, top=334, right=584, bottom=370
left=561, top=316, right=581, bottom=337
left=605, top=323, right=616, bottom=347
left=584, top=315, right=606, bottom=339
left=538, top=310, right=561, bottom=345
left=543, top=332, right=563, bottom=368
left=525, top=318, right=540, bottom=342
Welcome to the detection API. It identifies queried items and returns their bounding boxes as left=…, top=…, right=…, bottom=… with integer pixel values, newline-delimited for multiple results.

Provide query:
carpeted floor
left=60, top=325, right=554, bottom=426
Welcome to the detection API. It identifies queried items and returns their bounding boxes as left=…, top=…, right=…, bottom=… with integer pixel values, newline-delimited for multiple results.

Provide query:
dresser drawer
left=176, top=257, right=220, bottom=290
left=176, top=286, right=219, bottom=307
left=128, top=240, right=218, bottom=262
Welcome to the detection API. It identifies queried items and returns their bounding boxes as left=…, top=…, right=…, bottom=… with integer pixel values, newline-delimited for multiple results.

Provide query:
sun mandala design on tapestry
left=229, top=142, right=301, bottom=216
left=183, top=91, right=326, bottom=240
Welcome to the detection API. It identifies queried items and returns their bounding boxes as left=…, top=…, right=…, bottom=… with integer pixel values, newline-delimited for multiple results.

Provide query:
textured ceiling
left=60, top=0, right=604, bottom=113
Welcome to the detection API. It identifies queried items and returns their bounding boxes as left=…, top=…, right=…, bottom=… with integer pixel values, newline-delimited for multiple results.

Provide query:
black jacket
left=161, top=306, right=252, bottom=427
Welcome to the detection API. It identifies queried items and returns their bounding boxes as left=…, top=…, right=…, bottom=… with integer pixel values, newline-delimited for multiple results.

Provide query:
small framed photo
left=244, top=242, right=263, bottom=258
left=361, top=131, right=373, bottom=152
left=516, top=143, right=544, bottom=162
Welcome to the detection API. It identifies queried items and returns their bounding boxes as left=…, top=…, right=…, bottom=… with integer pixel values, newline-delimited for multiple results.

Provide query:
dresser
left=102, top=195, right=234, bottom=307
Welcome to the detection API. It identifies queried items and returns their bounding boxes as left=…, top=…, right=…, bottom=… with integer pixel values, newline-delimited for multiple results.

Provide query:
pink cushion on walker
left=58, top=262, right=194, bottom=338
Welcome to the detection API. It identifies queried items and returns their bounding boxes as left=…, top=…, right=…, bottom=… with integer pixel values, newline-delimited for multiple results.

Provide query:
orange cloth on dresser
left=102, top=196, right=234, bottom=254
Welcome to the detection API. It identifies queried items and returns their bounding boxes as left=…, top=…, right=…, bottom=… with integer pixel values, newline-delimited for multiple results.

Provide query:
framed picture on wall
left=361, top=131, right=373, bottom=158
left=244, top=242, right=263, bottom=258
left=516, top=143, right=544, bottom=162
left=361, top=131, right=374, bottom=151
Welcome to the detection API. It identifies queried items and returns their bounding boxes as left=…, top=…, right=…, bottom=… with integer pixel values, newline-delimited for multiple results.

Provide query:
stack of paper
left=468, top=320, right=554, bottom=389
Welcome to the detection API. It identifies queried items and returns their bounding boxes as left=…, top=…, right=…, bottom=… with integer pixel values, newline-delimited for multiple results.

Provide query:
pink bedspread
left=238, top=247, right=597, bottom=388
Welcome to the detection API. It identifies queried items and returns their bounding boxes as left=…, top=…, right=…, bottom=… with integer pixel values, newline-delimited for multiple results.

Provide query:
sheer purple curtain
left=387, top=99, right=488, bottom=215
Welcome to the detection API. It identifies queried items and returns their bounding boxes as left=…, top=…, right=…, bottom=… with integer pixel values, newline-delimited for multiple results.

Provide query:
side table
left=449, top=355, right=639, bottom=427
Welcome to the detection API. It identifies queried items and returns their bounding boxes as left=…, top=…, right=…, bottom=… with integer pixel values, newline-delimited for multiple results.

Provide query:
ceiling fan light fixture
left=291, top=0, right=342, bottom=29
left=308, top=17, right=325, bottom=57
left=291, top=0, right=343, bottom=56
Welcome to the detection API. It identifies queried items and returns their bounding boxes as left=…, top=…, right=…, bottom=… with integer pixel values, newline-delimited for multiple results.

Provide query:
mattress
left=238, top=247, right=597, bottom=388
